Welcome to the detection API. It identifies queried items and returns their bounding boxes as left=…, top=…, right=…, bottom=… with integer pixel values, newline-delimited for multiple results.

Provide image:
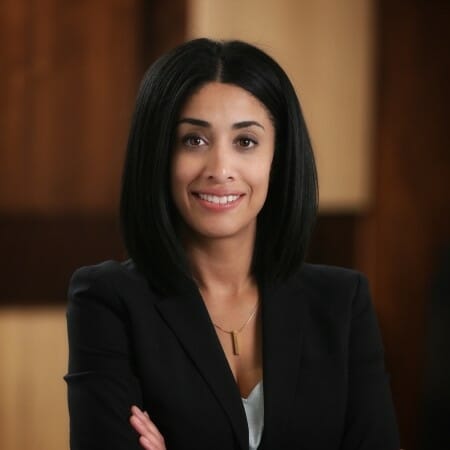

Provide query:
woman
left=65, top=39, right=400, bottom=450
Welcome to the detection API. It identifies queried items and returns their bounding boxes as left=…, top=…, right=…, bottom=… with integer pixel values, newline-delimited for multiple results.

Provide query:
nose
left=204, top=143, right=235, bottom=183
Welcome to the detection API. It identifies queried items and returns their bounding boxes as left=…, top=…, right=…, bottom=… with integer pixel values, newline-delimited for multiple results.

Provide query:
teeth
left=198, top=193, right=240, bottom=204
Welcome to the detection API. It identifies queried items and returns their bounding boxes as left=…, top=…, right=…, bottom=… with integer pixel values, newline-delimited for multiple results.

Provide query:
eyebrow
left=177, top=118, right=265, bottom=130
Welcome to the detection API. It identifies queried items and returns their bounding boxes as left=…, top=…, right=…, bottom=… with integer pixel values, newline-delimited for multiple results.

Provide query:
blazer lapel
left=154, top=287, right=249, bottom=450
left=259, top=274, right=307, bottom=449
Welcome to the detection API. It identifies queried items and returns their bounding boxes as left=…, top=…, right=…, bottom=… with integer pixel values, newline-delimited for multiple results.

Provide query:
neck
left=182, top=230, right=256, bottom=297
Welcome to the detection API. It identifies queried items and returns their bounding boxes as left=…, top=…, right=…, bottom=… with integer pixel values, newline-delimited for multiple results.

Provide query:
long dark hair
left=120, top=38, right=318, bottom=295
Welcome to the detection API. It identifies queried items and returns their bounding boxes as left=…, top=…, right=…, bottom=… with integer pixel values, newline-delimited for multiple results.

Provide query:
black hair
left=120, top=38, right=318, bottom=295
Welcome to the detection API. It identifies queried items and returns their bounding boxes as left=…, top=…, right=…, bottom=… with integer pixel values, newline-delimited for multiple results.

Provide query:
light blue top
left=241, top=380, right=264, bottom=450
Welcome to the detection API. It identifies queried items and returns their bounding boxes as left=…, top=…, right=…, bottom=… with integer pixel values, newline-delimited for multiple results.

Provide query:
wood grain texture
left=0, top=0, right=142, bottom=214
left=0, top=0, right=187, bottom=301
left=355, top=2, right=450, bottom=448
left=0, top=307, right=68, bottom=450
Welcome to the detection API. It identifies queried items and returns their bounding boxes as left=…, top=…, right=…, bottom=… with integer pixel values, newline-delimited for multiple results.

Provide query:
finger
left=140, top=435, right=167, bottom=450
left=138, top=435, right=152, bottom=450
left=130, top=405, right=165, bottom=446
left=131, top=406, right=165, bottom=440
left=139, top=435, right=157, bottom=450
left=130, top=407, right=166, bottom=450
left=129, top=415, right=159, bottom=439
left=130, top=416, right=163, bottom=449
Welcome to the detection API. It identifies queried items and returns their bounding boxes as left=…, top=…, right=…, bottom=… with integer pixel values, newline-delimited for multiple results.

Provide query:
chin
left=190, top=227, right=245, bottom=241
left=183, top=219, right=256, bottom=242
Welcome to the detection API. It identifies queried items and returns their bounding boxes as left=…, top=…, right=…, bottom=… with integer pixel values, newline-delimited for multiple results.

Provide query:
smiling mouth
left=192, top=192, right=244, bottom=205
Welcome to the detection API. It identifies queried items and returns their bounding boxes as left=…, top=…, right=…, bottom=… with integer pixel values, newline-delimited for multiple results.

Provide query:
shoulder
left=69, top=259, right=147, bottom=290
left=70, top=258, right=142, bottom=281
left=67, top=259, right=152, bottom=312
left=285, top=263, right=372, bottom=317
left=298, top=263, right=368, bottom=294
left=288, top=265, right=384, bottom=361
left=301, top=262, right=364, bottom=282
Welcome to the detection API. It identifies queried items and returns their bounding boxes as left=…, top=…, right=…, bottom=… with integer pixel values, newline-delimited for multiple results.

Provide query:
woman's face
left=171, top=82, right=275, bottom=242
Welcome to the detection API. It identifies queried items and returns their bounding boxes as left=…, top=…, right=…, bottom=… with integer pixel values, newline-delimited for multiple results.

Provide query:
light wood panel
left=0, top=307, right=68, bottom=450
left=187, top=0, right=376, bottom=211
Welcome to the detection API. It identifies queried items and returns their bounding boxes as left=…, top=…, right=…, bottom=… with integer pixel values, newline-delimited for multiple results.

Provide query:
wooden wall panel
left=0, top=215, right=125, bottom=302
left=0, top=307, right=68, bottom=450
left=0, top=0, right=142, bottom=214
left=355, top=2, right=450, bottom=448
left=0, top=0, right=187, bottom=301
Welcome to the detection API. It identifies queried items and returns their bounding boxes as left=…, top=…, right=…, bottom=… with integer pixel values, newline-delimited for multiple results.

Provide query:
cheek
left=250, top=158, right=273, bottom=196
left=171, top=155, right=195, bottom=198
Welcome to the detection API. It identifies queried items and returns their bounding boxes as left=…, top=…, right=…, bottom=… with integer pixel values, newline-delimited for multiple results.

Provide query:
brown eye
left=182, top=135, right=206, bottom=147
left=237, top=137, right=257, bottom=148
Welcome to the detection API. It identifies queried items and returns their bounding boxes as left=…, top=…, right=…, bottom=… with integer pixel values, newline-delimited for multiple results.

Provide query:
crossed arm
left=66, top=264, right=401, bottom=449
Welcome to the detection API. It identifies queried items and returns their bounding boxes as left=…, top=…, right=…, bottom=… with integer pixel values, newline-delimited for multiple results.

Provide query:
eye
left=182, top=134, right=207, bottom=148
left=236, top=136, right=257, bottom=149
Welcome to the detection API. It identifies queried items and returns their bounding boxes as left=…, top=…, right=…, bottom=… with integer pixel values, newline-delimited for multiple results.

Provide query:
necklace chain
left=213, top=302, right=259, bottom=356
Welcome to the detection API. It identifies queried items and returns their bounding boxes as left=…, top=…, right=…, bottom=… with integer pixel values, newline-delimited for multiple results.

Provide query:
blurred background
left=0, top=0, right=449, bottom=449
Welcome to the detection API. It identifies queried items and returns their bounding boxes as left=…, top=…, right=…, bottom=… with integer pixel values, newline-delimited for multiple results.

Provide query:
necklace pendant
left=231, top=330, right=239, bottom=356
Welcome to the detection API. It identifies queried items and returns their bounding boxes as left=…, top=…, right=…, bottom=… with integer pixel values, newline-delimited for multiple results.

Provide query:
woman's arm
left=64, top=263, right=143, bottom=450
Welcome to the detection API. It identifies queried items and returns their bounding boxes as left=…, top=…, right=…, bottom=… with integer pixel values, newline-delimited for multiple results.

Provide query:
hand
left=129, top=405, right=167, bottom=450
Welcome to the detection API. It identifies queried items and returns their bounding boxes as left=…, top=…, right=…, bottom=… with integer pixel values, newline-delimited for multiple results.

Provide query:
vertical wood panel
left=0, top=0, right=188, bottom=302
left=0, top=1, right=28, bottom=211
left=355, top=2, right=450, bottom=448
left=0, top=307, right=68, bottom=450
left=0, top=0, right=142, bottom=214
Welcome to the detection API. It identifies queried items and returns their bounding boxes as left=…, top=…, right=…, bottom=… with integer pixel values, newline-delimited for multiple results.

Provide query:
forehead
left=179, top=82, right=272, bottom=124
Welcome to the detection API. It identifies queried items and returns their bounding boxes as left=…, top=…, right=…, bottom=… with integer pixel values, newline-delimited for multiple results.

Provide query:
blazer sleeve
left=340, top=273, right=401, bottom=450
left=64, top=264, right=143, bottom=450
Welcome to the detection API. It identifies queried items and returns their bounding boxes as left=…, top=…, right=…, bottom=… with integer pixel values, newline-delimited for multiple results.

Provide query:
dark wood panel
left=0, top=215, right=125, bottom=303
left=307, top=214, right=358, bottom=269
left=140, top=0, right=188, bottom=66
left=0, top=0, right=188, bottom=302
left=0, top=0, right=143, bottom=214
left=355, top=2, right=450, bottom=448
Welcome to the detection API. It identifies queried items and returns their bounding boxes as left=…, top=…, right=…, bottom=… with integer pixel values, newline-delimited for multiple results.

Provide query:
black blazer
left=64, top=260, right=400, bottom=450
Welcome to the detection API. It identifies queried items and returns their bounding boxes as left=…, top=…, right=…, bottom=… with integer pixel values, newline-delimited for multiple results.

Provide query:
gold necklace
left=213, top=302, right=259, bottom=356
